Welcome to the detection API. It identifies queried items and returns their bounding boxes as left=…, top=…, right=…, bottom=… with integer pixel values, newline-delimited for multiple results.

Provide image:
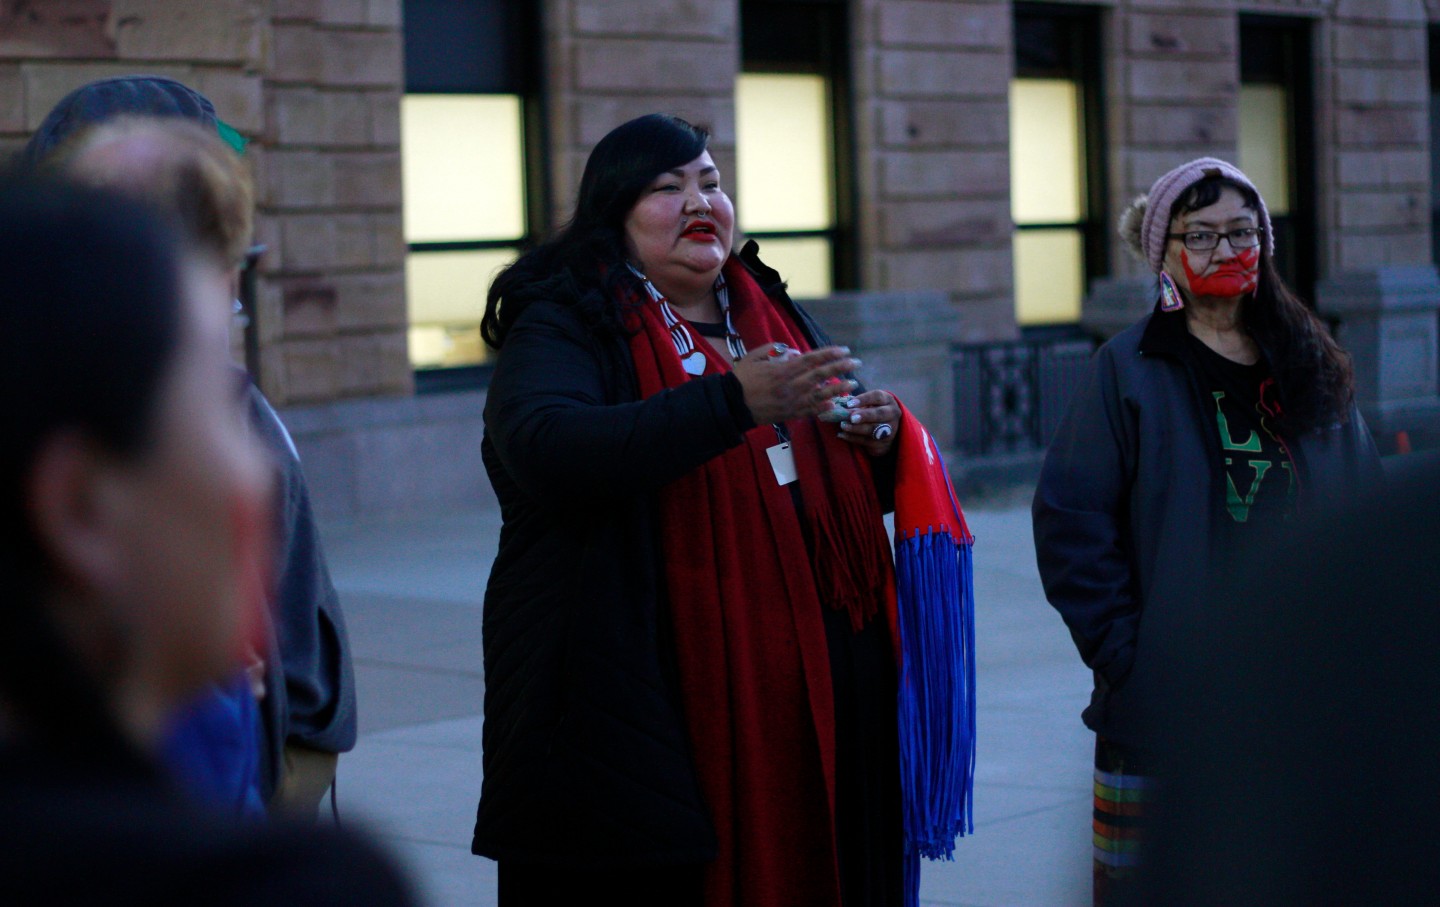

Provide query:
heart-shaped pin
left=681, top=350, right=707, bottom=376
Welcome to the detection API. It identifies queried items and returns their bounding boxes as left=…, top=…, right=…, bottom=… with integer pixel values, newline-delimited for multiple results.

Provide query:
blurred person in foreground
left=0, top=176, right=412, bottom=904
left=473, top=113, right=977, bottom=907
left=1032, top=157, right=1380, bottom=905
left=1131, top=451, right=1440, bottom=904
left=25, top=75, right=357, bottom=817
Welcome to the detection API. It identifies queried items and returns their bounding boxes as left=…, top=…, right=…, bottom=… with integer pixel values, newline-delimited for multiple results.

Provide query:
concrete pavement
left=325, top=486, right=1094, bottom=907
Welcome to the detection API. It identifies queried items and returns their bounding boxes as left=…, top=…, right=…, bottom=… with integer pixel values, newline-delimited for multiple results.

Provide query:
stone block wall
left=1106, top=2, right=1239, bottom=280
left=259, top=0, right=408, bottom=405
left=1323, top=0, right=1431, bottom=273
left=806, top=289, right=957, bottom=447
left=7, top=0, right=1440, bottom=506
left=0, top=3, right=266, bottom=157
left=853, top=0, right=1017, bottom=344
left=1095, top=0, right=1435, bottom=281
left=542, top=0, right=740, bottom=226
left=0, top=0, right=409, bottom=407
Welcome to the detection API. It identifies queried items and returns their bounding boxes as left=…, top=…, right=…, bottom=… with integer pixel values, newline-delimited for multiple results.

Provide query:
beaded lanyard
left=628, top=265, right=795, bottom=450
left=629, top=265, right=746, bottom=374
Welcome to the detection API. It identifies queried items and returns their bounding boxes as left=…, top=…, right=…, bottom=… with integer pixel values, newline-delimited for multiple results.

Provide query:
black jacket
left=1032, top=303, right=1381, bottom=746
left=245, top=382, right=357, bottom=798
left=472, top=244, right=839, bottom=864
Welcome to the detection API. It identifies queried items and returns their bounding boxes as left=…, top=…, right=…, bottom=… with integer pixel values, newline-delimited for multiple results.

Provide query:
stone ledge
left=1360, top=400, right=1440, bottom=457
left=1316, top=265, right=1440, bottom=315
left=1082, top=276, right=1153, bottom=340
left=802, top=289, right=951, bottom=349
left=949, top=450, right=1045, bottom=501
left=282, top=387, right=482, bottom=434
left=280, top=389, right=494, bottom=524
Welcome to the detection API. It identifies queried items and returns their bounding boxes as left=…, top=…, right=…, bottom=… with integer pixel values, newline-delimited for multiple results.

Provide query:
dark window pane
left=1014, top=12, right=1076, bottom=76
left=742, top=0, right=844, bottom=72
left=1431, top=27, right=1440, bottom=265
left=1240, top=21, right=1289, bottom=85
left=1240, top=16, right=1315, bottom=300
left=404, top=0, right=532, bottom=93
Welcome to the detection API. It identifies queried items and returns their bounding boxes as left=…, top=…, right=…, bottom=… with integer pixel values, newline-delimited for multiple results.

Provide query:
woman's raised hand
left=835, top=389, right=902, bottom=457
left=732, top=343, right=860, bottom=426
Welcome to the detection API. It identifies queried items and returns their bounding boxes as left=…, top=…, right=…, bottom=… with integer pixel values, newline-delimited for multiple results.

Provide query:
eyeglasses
left=1166, top=227, right=1261, bottom=253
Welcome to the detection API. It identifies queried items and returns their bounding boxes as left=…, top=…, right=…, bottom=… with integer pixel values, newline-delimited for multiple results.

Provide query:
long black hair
left=481, top=114, right=711, bottom=349
left=0, top=176, right=186, bottom=758
left=1170, top=176, right=1355, bottom=434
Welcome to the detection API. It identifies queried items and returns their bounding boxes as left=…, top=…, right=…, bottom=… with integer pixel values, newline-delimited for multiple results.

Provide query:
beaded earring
left=1159, top=271, right=1185, bottom=312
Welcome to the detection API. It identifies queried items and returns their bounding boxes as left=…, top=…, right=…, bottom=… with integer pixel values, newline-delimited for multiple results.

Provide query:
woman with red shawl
left=471, top=114, right=908, bottom=906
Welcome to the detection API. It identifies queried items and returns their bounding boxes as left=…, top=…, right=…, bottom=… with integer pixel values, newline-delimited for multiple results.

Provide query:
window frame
left=402, top=0, right=547, bottom=391
left=1240, top=15, right=1316, bottom=303
left=739, top=0, right=855, bottom=293
left=1430, top=25, right=1440, bottom=268
left=1011, top=2, right=1108, bottom=329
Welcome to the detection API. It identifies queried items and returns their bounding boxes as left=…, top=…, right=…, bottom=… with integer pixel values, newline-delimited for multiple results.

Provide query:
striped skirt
left=1092, top=737, right=1155, bottom=907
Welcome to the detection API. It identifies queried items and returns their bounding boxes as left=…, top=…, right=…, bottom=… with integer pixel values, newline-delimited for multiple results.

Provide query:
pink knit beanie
left=1135, top=157, right=1273, bottom=275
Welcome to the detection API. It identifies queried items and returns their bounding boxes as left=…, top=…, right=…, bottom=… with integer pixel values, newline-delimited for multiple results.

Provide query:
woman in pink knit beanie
left=1032, top=157, right=1381, bottom=907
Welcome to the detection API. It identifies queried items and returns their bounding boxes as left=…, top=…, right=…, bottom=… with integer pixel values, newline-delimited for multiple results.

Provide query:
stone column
left=542, top=0, right=740, bottom=228
left=803, top=289, right=955, bottom=449
left=1086, top=2, right=1239, bottom=337
left=262, top=0, right=410, bottom=404
left=1312, top=4, right=1438, bottom=450
left=1316, top=267, right=1440, bottom=448
left=852, top=0, right=1015, bottom=344
left=1082, top=276, right=1153, bottom=340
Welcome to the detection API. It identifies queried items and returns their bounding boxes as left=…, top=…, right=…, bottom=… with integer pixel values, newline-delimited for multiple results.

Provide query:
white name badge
left=766, top=442, right=797, bottom=486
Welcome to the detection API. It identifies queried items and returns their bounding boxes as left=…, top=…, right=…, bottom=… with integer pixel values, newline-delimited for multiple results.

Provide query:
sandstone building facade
left=2, top=0, right=1436, bottom=516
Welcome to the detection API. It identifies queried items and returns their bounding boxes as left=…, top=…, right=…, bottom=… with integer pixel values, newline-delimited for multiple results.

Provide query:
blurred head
left=21, top=75, right=219, bottom=170
left=0, top=178, right=271, bottom=753
left=56, top=116, right=254, bottom=272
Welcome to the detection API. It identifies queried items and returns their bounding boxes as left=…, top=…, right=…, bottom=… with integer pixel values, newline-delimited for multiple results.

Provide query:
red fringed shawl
left=626, top=259, right=894, bottom=907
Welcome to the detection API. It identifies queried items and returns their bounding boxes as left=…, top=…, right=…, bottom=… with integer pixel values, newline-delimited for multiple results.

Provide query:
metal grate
left=953, top=336, right=1097, bottom=457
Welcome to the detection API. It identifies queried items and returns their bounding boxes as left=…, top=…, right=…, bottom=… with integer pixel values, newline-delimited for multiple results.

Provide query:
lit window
left=747, top=235, right=834, bottom=299
left=1238, top=84, right=1292, bottom=216
left=735, top=72, right=835, bottom=297
left=401, top=95, right=525, bottom=369
left=403, top=0, right=537, bottom=381
left=1011, top=80, right=1084, bottom=225
left=737, top=74, right=832, bottom=232
left=1010, top=77, right=1086, bottom=325
left=1009, top=6, right=1104, bottom=329
left=403, top=95, right=526, bottom=242
left=738, top=0, right=851, bottom=298
left=1013, top=229, right=1085, bottom=326
left=402, top=246, right=518, bottom=369
left=1239, top=18, right=1313, bottom=297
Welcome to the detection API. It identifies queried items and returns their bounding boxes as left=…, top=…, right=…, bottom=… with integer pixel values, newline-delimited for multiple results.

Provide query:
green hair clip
left=216, top=119, right=247, bottom=155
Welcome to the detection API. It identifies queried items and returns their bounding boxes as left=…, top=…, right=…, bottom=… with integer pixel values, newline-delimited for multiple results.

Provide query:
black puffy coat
left=472, top=244, right=836, bottom=864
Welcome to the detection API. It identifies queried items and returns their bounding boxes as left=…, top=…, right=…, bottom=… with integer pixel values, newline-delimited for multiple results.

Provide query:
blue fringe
left=895, top=527, right=976, bottom=907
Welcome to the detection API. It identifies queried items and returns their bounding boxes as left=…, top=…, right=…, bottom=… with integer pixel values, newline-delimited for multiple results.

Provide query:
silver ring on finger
left=871, top=423, right=893, bottom=441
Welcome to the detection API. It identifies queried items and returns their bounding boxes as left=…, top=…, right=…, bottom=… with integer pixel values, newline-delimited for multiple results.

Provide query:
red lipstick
left=680, top=220, right=717, bottom=241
